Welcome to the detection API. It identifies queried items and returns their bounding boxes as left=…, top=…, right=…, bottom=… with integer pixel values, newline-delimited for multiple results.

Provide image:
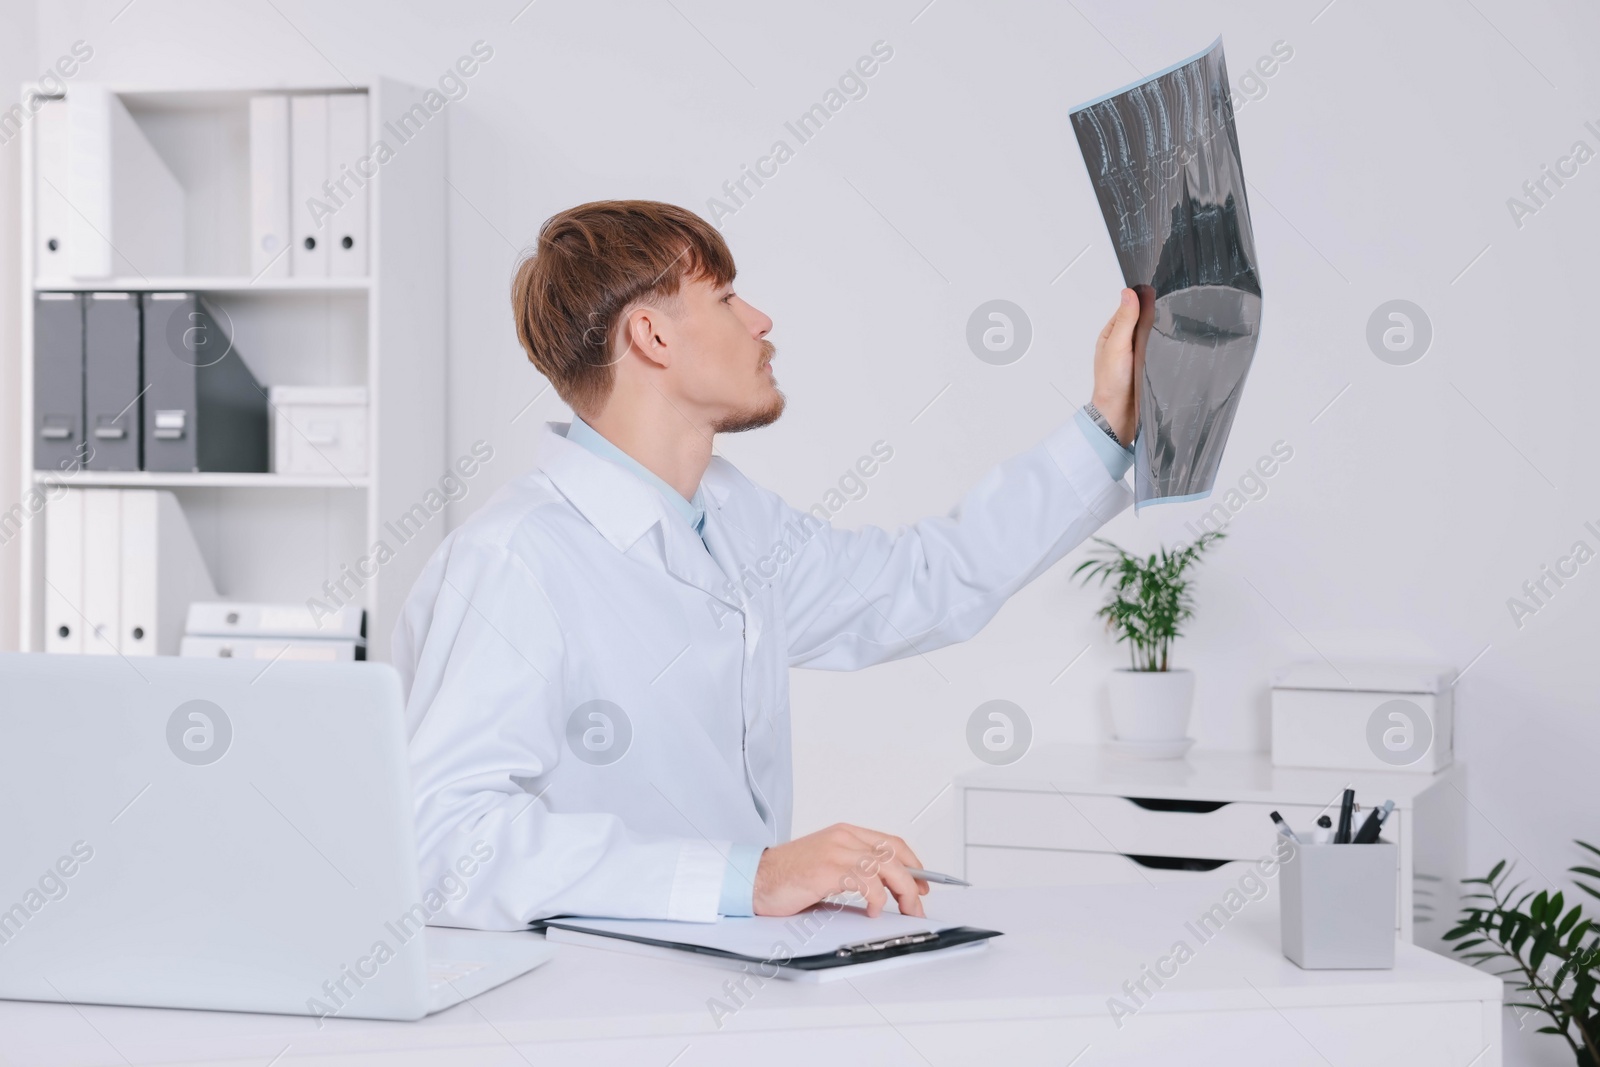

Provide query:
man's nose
left=743, top=302, right=773, bottom=339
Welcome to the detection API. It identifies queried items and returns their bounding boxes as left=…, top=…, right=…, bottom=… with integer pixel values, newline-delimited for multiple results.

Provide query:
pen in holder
left=1279, top=840, right=1397, bottom=969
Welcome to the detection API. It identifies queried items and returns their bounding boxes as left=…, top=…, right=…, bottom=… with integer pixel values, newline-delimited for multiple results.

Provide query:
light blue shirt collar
left=565, top=415, right=707, bottom=535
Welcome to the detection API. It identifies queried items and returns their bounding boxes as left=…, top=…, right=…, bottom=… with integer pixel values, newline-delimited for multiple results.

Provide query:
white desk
left=0, top=882, right=1499, bottom=1066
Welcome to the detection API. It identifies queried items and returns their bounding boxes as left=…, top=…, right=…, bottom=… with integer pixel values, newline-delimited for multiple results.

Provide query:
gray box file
left=33, top=292, right=85, bottom=471
left=140, top=293, right=269, bottom=472
left=83, top=292, right=142, bottom=471
left=1280, top=841, right=1397, bottom=969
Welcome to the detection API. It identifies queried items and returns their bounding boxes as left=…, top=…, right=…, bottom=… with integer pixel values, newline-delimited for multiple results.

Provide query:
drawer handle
left=1126, top=854, right=1231, bottom=872
left=1124, top=797, right=1230, bottom=814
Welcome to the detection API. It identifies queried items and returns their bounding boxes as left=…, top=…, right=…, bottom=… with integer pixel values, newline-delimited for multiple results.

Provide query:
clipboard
left=532, top=908, right=1002, bottom=983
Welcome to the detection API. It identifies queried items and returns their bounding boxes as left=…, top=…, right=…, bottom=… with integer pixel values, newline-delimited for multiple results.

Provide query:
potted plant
left=1072, top=531, right=1224, bottom=746
left=1444, top=841, right=1600, bottom=1066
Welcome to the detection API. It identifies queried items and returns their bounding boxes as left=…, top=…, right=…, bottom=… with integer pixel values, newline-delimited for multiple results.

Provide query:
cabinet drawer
left=965, top=789, right=1391, bottom=861
left=964, top=788, right=1115, bottom=852
left=965, top=845, right=1403, bottom=928
left=966, top=846, right=1258, bottom=888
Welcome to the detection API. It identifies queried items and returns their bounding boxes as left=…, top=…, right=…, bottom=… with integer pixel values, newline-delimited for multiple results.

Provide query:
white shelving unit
left=17, top=79, right=445, bottom=662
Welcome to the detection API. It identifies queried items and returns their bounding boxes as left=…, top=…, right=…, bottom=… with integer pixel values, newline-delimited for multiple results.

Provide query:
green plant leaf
left=1530, top=934, right=1550, bottom=974
left=1488, top=859, right=1508, bottom=884
left=1070, top=533, right=1221, bottom=664
left=1574, top=975, right=1595, bottom=1016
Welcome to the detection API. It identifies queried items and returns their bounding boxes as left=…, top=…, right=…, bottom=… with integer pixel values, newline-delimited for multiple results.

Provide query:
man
left=394, top=200, right=1139, bottom=929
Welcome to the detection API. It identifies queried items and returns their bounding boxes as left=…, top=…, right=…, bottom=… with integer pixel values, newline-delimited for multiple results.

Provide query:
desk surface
left=954, top=743, right=1458, bottom=807
left=0, top=881, right=1499, bottom=1066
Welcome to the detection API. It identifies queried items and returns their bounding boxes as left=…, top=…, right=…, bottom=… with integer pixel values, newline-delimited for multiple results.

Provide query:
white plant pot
left=1108, top=668, right=1195, bottom=742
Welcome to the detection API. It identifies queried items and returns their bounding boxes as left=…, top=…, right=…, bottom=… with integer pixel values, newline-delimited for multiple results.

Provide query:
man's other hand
left=752, top=823, right=929, bottom=918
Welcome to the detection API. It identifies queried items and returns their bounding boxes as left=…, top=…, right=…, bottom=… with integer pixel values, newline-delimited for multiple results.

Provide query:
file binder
left=80, top=488, right=121, bottom=654
left=290, top=95, right=329, bottom=277
left=43, top=489, right=84, bottom=654
left=248, top=95, right=291, bottom=280
left=185, top=601, right=366, bottom=642
left=83, top=291, right=141, bottom=471
left=140, top=292, right=269, bottom=472
left=119, top=490, right=217, bottom=656
left=326, top=94, right=369, bottom=277
left=537, top=908, right=1001, bottom=983
left=46, top=488, right=216, bottom=655
left=67, top=84, right=185, bottom=278
left=33, top=95, right=71, bottom=278
left=33, top=292, right=85, bottom=471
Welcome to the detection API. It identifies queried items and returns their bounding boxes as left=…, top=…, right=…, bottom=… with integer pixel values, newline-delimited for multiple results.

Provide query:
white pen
left=904, top=866, right=972, bottom=887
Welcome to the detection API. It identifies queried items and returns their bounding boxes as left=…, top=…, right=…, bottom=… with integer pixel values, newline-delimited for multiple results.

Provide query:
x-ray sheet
left=1070, top=37, right=1262, bottom=510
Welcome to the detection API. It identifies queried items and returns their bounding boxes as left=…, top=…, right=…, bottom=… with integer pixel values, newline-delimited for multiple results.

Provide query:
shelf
left=34, top=471, right=369, bottom=490
left=19, top=77, right=443, bottom=661
left=30, top=276, right=371, bottom=295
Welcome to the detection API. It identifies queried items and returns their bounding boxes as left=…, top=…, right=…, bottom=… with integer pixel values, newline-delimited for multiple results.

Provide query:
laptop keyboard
left=428, top=960, right=488, bottom=991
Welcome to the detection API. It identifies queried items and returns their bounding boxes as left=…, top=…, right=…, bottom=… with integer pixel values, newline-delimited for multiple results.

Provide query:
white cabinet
left=955, top=745, right=1467, bottom=948
left=17, top=80, right=445, bottom=662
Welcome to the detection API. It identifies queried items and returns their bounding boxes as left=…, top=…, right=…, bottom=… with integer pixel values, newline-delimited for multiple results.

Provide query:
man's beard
left=712, top=340, right=785, bottom=434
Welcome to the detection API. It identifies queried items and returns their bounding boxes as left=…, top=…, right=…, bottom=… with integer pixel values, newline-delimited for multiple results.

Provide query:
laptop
left=0, top=652, right=555, bottom=1021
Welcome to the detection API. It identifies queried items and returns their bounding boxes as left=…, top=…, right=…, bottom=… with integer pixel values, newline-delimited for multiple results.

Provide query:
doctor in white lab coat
left=394, top=200, right=1140, bottom=930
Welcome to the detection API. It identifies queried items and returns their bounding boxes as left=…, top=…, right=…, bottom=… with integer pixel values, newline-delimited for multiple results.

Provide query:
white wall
left=10, top=3, right=1598, bottom=1060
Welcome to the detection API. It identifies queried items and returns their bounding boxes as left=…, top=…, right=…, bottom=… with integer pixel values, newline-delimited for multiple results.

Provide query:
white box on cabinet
left=1271, top=662, right=1454, bottom=773
left=269, top=386, right=368, bottom=478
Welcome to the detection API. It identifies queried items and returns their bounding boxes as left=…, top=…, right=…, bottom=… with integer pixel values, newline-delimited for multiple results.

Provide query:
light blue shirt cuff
left=718, top=844, right=764, bottom=917
left=1074, top=408, right=1134, bottom=481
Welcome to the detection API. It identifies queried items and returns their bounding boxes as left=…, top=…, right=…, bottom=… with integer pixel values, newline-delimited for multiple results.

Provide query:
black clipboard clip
left=835, top=931, right=939, bottom=957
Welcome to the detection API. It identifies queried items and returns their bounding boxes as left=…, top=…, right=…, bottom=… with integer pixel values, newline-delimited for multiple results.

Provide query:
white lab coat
left=393, top=420, right=1130, bottom=929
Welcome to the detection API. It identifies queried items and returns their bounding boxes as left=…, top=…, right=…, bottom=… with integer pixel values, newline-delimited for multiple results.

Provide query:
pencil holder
left=1279, top=840, right=1397, bottom=969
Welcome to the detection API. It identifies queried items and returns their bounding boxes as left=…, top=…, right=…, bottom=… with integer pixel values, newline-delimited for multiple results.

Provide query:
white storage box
left=185, top=601, right=366, bottom=641
left=180, top=635, right=364, bottom=661
left=1270, top=663, right=1454, bottom=773
left=269, top=386, right=368, bottom=477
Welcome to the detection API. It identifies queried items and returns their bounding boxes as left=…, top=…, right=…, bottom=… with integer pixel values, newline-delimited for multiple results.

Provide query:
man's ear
left=624, top=304, right=671, bottom=370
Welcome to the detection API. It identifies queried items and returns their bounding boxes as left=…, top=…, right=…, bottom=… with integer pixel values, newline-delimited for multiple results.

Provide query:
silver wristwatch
left=1082, top=402, right=1123, bottom=448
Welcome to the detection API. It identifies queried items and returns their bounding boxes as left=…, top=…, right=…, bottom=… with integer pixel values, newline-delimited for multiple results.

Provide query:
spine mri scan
left=1071, top=38, right=1263, bottom=510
